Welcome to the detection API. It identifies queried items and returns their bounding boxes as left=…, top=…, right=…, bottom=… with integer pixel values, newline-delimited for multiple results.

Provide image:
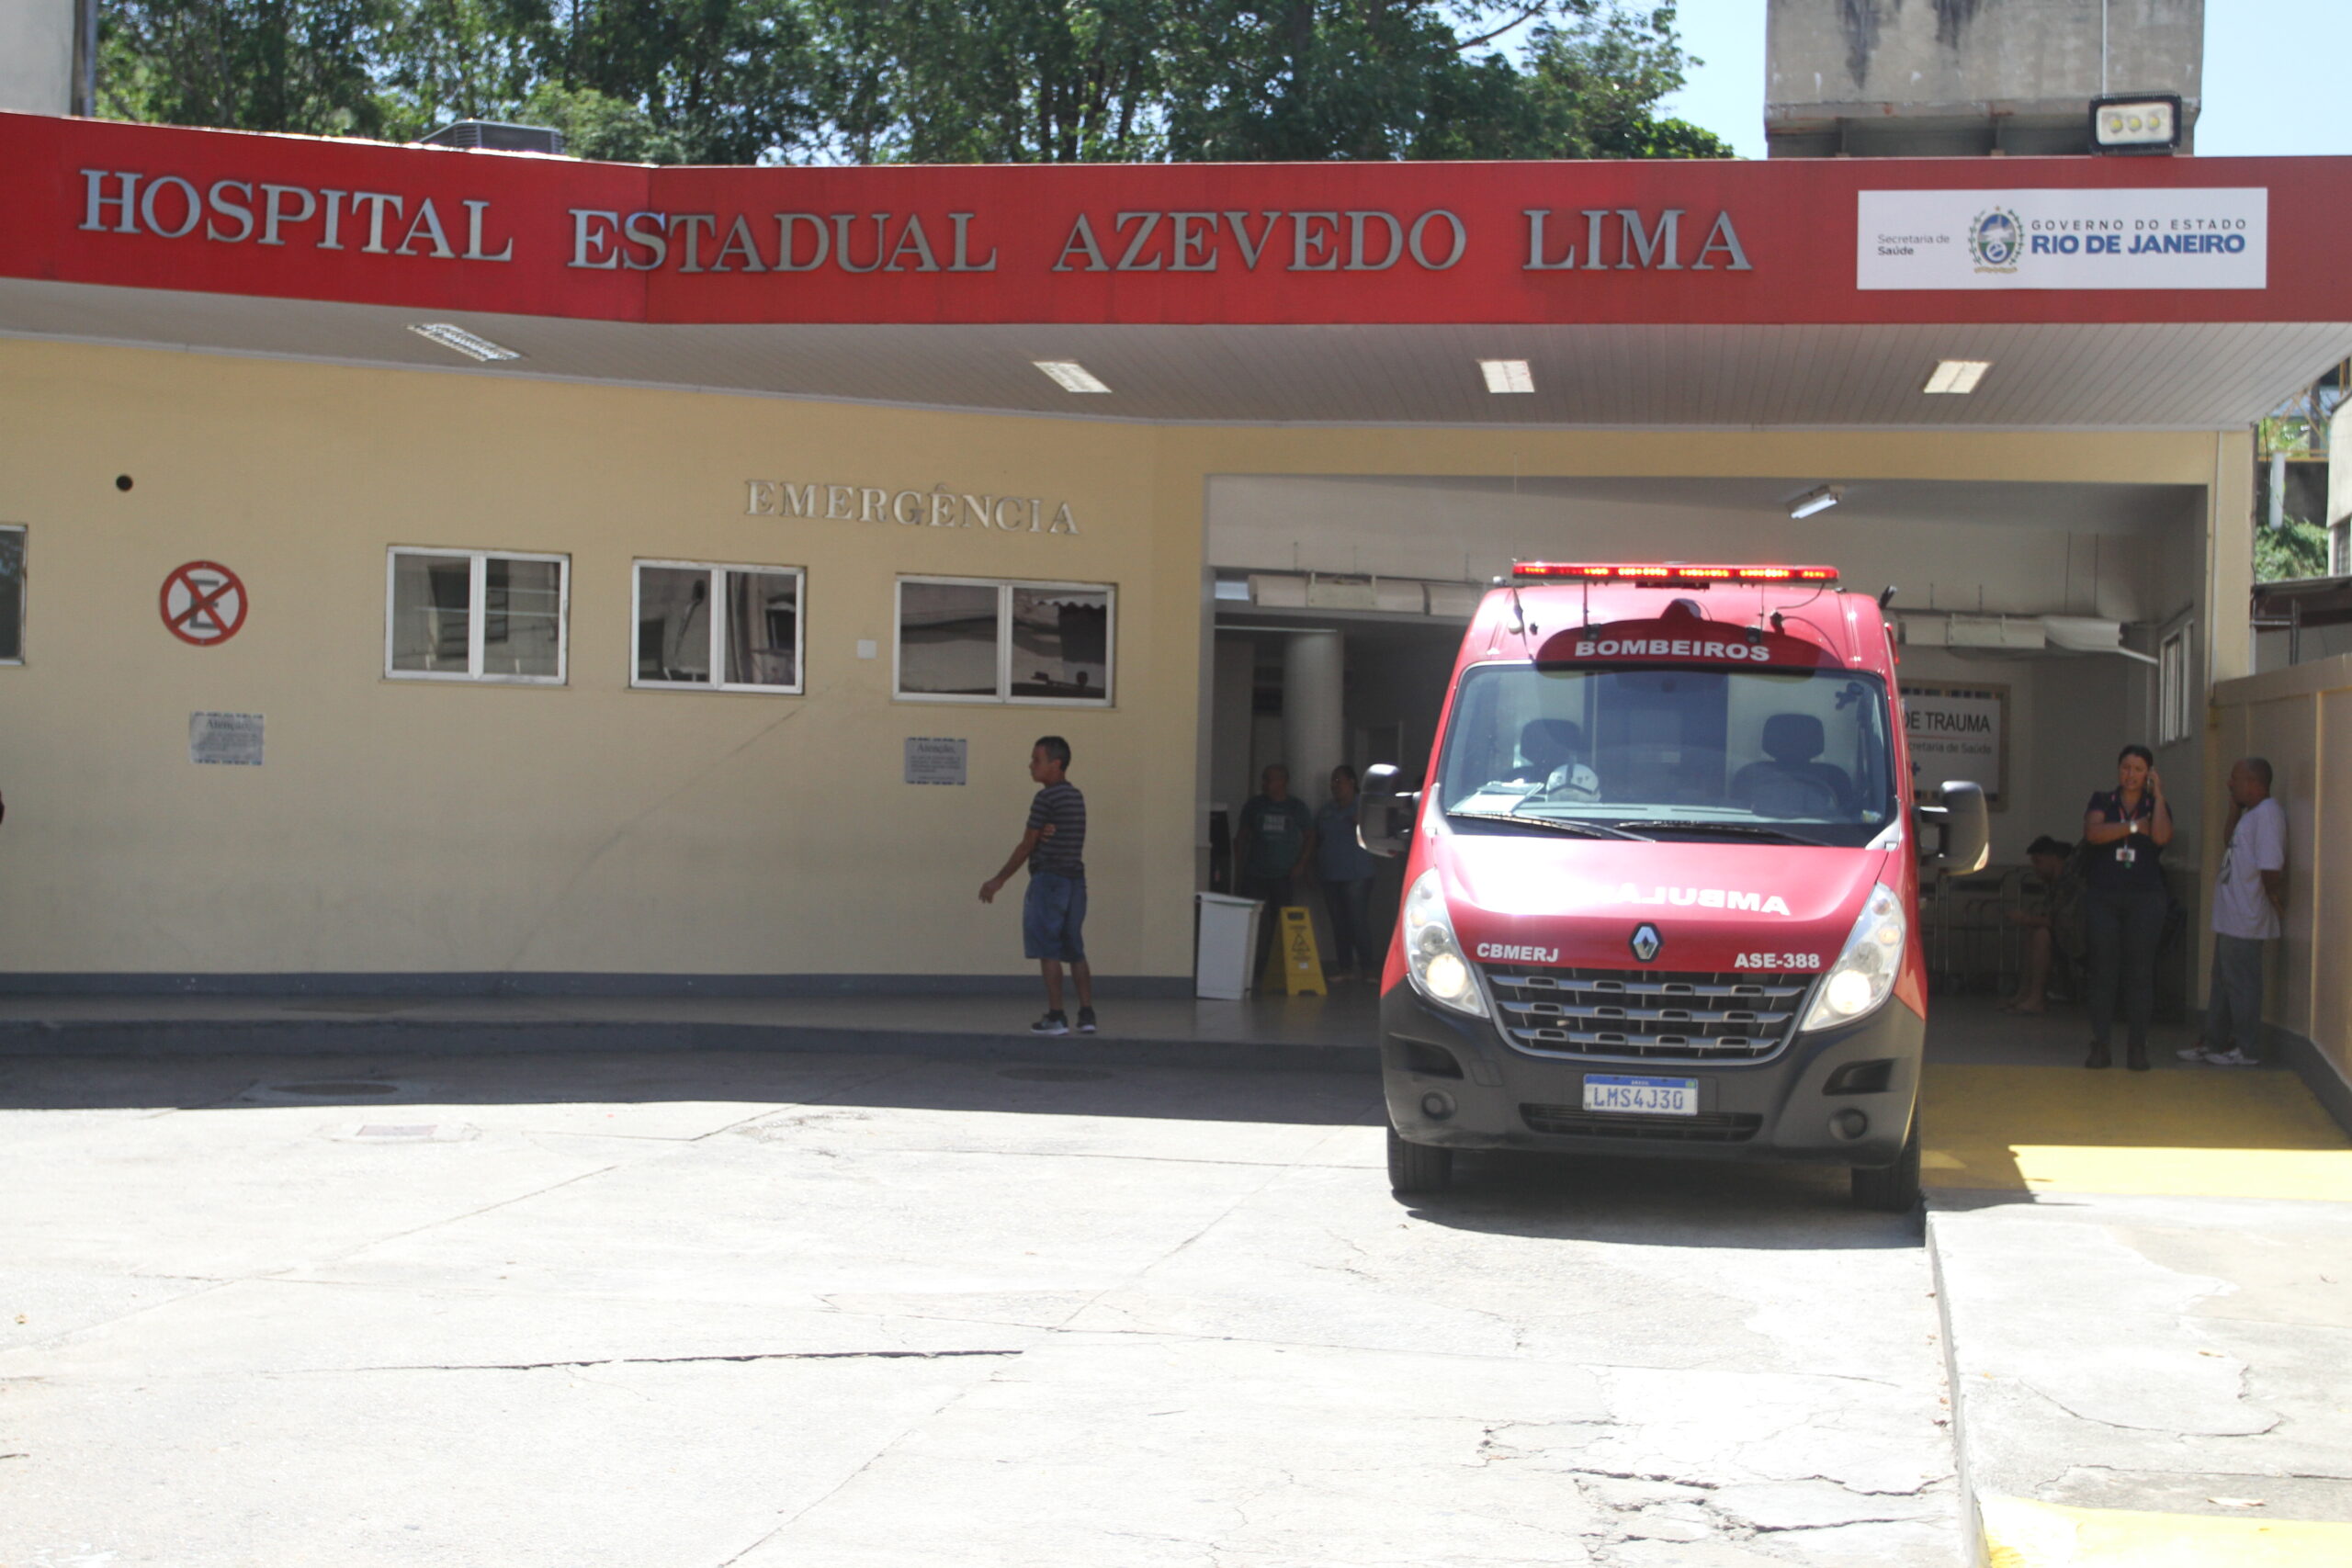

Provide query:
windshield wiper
left=1450, top=811, right=1653, bottom=841
left=1613, top=819, right=1826, bottom=846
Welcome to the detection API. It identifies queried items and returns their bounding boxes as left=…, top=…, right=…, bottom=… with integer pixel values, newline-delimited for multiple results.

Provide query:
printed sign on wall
left=1904, top=683, right=2007, bottom=810
left=904, top=737, right=967, bottom=785
left=1858, top=188, right=2267, bottom=290
left=189, top=711, right=264, bottom=765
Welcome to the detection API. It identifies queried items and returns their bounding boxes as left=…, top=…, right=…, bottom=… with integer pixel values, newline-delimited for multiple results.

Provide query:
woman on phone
left=2080, top=744, right=2173, bottom=1070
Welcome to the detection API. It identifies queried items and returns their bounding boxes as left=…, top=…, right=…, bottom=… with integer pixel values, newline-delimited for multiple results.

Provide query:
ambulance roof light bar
left=1510, top=562, right=1839, bottom=586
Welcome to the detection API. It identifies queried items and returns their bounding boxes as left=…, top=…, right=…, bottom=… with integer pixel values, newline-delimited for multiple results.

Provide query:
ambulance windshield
left=1438, top=663, right=1896, bottom=847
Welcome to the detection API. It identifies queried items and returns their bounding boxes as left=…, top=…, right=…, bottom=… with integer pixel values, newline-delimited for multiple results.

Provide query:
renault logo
left=1629, top=923, right=1662, bottom=963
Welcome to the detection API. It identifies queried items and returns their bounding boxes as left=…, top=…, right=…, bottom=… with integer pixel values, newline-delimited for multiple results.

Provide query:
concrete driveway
left=0, top=1050, right=1956, bottom=1567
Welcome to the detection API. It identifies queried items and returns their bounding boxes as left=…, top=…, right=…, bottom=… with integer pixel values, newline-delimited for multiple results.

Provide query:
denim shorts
left=1023, top=873, right=1088, bottom=963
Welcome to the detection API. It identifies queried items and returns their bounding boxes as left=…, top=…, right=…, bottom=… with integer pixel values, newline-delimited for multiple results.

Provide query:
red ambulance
left=1361, top=562, right=1987, bottom=1212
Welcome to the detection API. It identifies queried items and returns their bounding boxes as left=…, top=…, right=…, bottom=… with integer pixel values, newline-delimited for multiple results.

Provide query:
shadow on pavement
left=1396, top=1148, right=1926, bottom=1249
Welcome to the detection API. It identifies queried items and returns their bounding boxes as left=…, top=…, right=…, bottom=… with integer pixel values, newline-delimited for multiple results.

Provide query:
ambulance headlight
left=1404, top=869, right=1488, bottom=1019
left=1803, top=883, right=1906, bottom=1032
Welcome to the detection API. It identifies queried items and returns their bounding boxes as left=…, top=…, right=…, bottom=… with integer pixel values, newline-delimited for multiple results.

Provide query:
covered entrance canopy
left=3, top=112, right=2348, bottom=430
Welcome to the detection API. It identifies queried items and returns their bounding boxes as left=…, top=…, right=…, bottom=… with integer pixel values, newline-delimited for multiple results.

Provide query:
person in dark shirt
left=979, top=735, right=1094, bottom=1036
left=2079, top=743, right=2173, bottom=1070
left=2002, top=835, right=2084, bottom=1015
left=1235, top=763, right=1317, bottom=987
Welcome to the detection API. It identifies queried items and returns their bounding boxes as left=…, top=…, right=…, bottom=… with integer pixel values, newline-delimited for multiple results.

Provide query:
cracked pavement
left=0, top=1050, right=1955, bottom=1566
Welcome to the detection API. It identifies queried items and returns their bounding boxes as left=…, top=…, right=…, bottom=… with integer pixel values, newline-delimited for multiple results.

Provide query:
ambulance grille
left=1479, top=966, right=1812, bottom=1063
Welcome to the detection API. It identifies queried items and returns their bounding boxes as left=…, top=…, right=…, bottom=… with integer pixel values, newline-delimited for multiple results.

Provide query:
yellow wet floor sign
left=1260, top=905, right=1327, bottom=996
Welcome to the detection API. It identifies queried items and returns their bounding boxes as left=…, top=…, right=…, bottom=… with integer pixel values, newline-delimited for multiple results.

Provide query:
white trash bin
left=1194, top=892, right=1264, bottom=999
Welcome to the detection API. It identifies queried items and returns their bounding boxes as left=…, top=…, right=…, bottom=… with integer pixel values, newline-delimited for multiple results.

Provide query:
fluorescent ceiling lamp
left=1479, top=358, right=1535, bottom=394
left=1034, top=359, right=1112, bottom=394
left=408, top=322, right=521, bottom=362
left=1923, top=359, right=1992, bottom=395
left=1787, top=485, right=1842, bottom=520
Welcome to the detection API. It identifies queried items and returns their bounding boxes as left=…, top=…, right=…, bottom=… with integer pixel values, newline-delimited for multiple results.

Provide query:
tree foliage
left=96, top=0, right=1732, bottom=165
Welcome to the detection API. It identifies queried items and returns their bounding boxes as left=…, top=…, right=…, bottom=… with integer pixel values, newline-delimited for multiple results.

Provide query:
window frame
left=893, top=574, right=1116, bottom=707
left=383, top=546, right=571, bottom=686
left=629, top=558, right=808, bottom=695
left=0, top=524, right=23, bottom=667
left=2156, top=621, right=2194, bottom=747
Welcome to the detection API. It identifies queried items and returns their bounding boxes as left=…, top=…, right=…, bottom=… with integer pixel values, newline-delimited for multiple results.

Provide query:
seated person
left=1729, top=713, right=1856, bottom=818
left=1507, top=717, right=1600, bottom=801
left=2004, top=834, right=2086, bottom=1014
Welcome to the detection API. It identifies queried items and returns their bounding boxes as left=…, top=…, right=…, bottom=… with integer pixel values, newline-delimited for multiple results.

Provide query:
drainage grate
left=997, top=1066, right=1114, bottom=1083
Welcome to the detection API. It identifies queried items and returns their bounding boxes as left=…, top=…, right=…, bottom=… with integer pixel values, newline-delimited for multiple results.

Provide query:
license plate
left=1582, top=1075, right=1700, bottom=1116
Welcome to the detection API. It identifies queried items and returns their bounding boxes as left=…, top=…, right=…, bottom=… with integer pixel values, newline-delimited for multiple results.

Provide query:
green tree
left=528, top=0, right=820, bottom=163
left=2255, top=519, right=2332, bottom=582
left=373, top=0, right=542, bottom=141
left=97, top=0, right=1730, bottom=166
left=1160, top=1, right=1726, bottom=163
left=101, top=0, right=393, bottom=136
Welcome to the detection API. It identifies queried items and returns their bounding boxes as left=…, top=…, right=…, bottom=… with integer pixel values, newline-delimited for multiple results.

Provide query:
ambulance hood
left=1435, top=830, right=1894, bottom=973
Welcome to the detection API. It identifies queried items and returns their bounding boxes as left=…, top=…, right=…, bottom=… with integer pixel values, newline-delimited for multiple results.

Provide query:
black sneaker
left=1030, top=1010, right=1070, bottom=1036
left=1075, top=1007, right=1098, bottom=1035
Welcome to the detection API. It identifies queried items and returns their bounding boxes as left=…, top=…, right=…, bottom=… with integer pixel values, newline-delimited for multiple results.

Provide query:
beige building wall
left=0, top=336, right=2248, bottom=981
left=2209, top=651, right=2352, bottom=1118
left=0, top=338, right=1193, bottom=980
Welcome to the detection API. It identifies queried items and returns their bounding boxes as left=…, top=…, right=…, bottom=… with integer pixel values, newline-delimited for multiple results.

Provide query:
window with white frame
left=896, top=577, right=1114, bottom=705
left=633, top=561, right=804, bottom=693
left=2157, top=623, right=2194, bottom=746
left=0, top=526, right=22, bottom=664
left=386, top=547, right=568, bottom=683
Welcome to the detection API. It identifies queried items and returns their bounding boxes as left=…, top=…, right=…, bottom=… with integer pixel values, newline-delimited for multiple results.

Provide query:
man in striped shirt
left=979, top=735, right=1095, bottom=1036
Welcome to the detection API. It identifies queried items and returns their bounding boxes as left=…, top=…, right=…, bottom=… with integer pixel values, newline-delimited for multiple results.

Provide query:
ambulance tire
left=1850, top=1114, right=1922, bottom=1213
left=1386, top=1124, right=1453, bottom=1195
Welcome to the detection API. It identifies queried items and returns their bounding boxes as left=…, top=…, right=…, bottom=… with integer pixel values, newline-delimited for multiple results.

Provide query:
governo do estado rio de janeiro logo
left=1968, top=207, right=2024, bottom=273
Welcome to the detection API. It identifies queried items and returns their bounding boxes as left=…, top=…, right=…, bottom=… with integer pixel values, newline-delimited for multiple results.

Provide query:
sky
left=1654, top=0, right=2352, bottom=159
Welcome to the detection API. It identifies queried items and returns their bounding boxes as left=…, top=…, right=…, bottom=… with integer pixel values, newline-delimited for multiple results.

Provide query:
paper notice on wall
left=190, top=711, right=264, bottom=766
left=904, top=737, right=967, bottom=785
left=1857, top=187, right=2267, bottom=289
left=1905, top=686, right=2004, bottom=807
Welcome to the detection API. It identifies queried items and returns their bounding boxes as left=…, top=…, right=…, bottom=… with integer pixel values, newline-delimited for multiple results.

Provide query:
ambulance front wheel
left=1850, top=1113, right=1921, bottom=1213
left=1386, top=1123, right=1453, bottom=1196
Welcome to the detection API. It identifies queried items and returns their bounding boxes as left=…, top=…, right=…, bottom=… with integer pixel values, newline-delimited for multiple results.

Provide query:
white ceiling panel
left=1, top=277, right=2342, bottom=431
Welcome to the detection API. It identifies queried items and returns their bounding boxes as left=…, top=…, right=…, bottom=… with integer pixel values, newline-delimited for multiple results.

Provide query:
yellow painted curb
left=1923, top=1065, right=2352, bottom=1201
left=1978, top=1494, right=2352, bottom=1567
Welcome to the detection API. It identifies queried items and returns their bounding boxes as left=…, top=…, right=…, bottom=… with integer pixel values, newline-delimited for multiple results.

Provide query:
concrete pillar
left=1283, top=630, right=1345, bottom=808
left=0, top=0, right=77, bottom=116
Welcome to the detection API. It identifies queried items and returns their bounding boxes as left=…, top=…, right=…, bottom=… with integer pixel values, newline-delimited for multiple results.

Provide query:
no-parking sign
left=160, top=561, right=247, bottom=646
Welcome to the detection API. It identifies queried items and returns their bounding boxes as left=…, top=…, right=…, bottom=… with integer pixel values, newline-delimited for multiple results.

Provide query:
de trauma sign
left=1905, top=683, right=2007, bottom=807
left=1857, top=188, right=2267, bottom=290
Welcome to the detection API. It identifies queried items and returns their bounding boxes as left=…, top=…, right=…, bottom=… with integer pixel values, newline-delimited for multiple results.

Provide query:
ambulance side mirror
left=1917, top=781, right=1990, bottom=874
left=1358, top=763, right=1419, bottom=860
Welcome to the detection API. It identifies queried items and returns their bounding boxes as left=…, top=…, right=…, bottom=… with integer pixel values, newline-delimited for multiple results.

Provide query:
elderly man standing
left=2187, top=758, right=2288, bottom=1067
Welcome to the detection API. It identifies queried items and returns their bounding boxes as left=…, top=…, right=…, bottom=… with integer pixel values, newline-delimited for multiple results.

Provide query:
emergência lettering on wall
left=747, top=480, right=1080, bottom=536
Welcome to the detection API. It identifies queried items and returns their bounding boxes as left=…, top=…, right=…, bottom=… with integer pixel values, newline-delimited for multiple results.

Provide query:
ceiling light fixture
left=1034, top=360, right=1112, bottom=394
left=1479, top=358, right=1535, bottom=394
left=1787, top=485, right=1843, bottom=520
left=407, top=322, right=521, bottom=362
left=1923, top=359, right=1992, bottom=395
